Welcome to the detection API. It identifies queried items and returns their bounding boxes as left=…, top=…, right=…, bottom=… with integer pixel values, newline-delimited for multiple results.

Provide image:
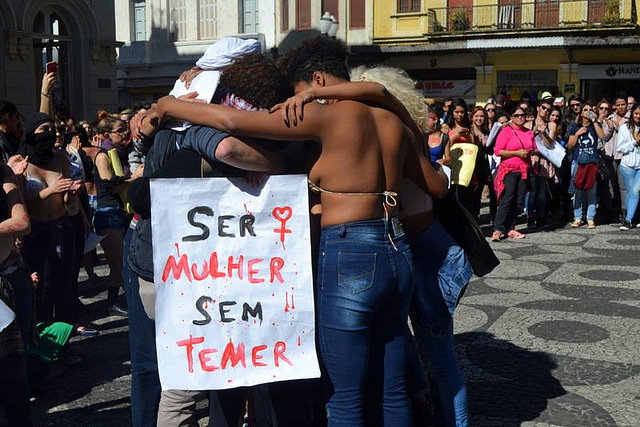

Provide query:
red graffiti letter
left=198, top=349, right=218, bottom=372
left=220, top=341, right=246, bottom=369
left=209, top=252, right=226, bottom=279
left=176, top=335, right=205, bottom=373
left=251, top=344, right=268, bottom=367
left=227, top=255, right=244, bottom=280
left=269, top=257, right=285, bottom=283
left=162, top=254, right=192, bottom=282
left=191, top=261, right=209, bottom=281
left=248, top=258, right=264, bottom=284
left=274, top=341, right=292, bottom=367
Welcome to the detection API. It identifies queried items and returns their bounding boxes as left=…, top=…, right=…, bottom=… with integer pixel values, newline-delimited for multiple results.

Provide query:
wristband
left=41, top=92, right=49, bottom=97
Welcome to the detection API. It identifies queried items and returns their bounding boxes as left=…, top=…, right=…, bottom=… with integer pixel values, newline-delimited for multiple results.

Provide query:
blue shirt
left=568, top=123, right=599, bottom=164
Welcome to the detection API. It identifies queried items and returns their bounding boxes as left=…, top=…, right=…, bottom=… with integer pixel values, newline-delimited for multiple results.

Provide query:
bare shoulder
left=329, top=100, right=371, bottom=115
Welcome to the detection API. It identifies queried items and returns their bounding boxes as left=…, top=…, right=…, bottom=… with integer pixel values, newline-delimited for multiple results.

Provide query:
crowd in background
left=0, top=70, right=145, bottom=425
left=426, top=91, right=640, bottom=239
left=0, top=34, right=639, bottom=427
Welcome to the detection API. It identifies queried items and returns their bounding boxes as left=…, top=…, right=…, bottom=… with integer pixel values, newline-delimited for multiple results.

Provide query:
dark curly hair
left=279, top=36, right=349, bottom=84
left=219, top=53, right=291, bottom=109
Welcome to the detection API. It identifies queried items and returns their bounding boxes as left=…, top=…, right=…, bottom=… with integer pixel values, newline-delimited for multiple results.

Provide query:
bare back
left=308, top=101, right=407, bottom=227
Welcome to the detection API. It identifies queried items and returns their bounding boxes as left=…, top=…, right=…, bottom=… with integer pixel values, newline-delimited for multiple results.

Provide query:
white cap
left=540, top=91, right=553, bottom=100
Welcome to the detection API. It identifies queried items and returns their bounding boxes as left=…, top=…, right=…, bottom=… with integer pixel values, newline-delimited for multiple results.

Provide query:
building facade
left=273, top=0, right=373, bottom=46
left=116, top=0, right=278, bottom=107
left=0, top=0, right=119, bottom=120
left=372, top=0, right=640, bottom=104
left=116, top=0, right=376, bottom=107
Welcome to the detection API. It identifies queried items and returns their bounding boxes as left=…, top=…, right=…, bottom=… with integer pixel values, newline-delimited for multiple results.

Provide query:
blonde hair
left=350, top=65, right=427, bottom=130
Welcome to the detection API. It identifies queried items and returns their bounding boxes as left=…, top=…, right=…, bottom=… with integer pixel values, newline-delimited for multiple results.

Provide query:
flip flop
left=491, top=230, right=504, bottom=242
left=507, top=229, right=526, bottom=239
left=75, top=325, right=99, bottom=337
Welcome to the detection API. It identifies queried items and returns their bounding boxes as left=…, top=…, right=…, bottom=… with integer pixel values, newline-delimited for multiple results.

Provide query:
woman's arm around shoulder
left=156, top=96, right=325, bottom=142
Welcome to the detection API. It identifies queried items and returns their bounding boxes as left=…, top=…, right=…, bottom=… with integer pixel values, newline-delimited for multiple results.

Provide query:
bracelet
left=41, top=92, right=49, bottom=97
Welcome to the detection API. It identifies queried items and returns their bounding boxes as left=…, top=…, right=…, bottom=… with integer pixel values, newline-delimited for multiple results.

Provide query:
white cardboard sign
left=150, top=175, right=320, bottom=390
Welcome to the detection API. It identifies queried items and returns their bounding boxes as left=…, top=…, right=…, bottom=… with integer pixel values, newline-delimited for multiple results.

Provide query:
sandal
left=507, top=229, right=526, bottom=239
left=491, top=230, right=505, bottom=242
left=75, top=325, right=99, bottom=337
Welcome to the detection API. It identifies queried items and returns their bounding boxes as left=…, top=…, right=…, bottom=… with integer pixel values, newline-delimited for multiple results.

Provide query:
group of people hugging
left=0, top=35, right=475, bottom=427
left=124, top=36, right=473, bottom=427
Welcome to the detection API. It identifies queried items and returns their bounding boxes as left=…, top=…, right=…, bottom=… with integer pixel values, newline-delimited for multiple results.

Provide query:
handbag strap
left=508, top=125, right=527, bottom=150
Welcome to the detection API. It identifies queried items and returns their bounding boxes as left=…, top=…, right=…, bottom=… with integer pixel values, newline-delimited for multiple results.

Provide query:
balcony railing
left=428, top=0, right=636, bottom=35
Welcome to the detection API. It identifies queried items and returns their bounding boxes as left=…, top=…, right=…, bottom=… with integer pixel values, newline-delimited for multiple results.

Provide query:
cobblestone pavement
left=14, top=221, right=640, bottom=426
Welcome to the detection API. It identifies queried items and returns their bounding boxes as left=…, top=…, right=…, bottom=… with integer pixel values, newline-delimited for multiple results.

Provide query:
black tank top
left=93, top=150, right=123, bottom=209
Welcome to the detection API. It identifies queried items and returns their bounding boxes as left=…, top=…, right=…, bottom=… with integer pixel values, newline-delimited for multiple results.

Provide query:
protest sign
left=0, top=299, right=15, bottom=333
left=449, top=143, right=478, bottom=187
left=150, top=175, right=320, bottom=390
left=535, top=133, right=566, bottom=168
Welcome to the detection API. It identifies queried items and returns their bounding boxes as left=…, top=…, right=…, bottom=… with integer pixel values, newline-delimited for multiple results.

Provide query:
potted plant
left=452, top=8, right=470, bottom=31
left=603, top=0, right=620, bottom=25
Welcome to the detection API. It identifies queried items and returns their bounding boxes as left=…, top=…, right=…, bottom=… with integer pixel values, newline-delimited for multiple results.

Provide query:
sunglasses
left=539, top=105, right=550, bottom=111
left=570, top=103, right=582, bottom=108
left=485, top=108, right=496, bottom=112
left=599, top=106, right=609, bottom=110
left=512, top=113, right=525, bottom=118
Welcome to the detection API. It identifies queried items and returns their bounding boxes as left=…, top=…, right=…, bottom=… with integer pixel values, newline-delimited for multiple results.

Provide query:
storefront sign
left=417, top=80, right=476, bottom=98
left=151, top=176, right=320, bottom=391
left=497, top=70, right=557, bottom=86
left=579, top=64, right=640, bottom=80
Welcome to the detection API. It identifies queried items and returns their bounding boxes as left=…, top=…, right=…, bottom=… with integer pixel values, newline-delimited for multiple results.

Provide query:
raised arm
left=156, top=95, right=323, bottom=142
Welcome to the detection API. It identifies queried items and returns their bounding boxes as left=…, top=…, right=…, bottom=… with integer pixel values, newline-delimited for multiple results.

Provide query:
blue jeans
left=573, top=181, right=598, bottom=221
left=317, top=219, right=414, bottom=427
left=409, top=220, right=471, bottom=427
left=123, top=228, right=161, bottom=427
left=618, top=164, right=640, bottom=222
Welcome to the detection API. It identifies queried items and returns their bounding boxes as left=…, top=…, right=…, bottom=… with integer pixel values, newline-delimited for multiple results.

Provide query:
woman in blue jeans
left=616, top=103, right=640, bottom=230
left=286, top=65, right=471, bottom=426
left=155, top=37, right=447, bottom=426
left=567, top=102, right=605, bottom=228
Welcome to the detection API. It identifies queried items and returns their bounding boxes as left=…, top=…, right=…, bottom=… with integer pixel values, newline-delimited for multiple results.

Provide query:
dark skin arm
left=156, top=95, right=325, bottom=142
left=270, top=82, right=424, bottom=142
left=269, top=83, right=448, bottom=199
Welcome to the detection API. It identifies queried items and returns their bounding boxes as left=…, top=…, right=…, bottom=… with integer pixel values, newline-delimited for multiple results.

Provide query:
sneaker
left=620, top=221, right=633, bottom=231
left=107, top=304, right=129, bottom=318
left=571, top=219, right=581, bottom=228
left=587, top=220, right=596, bottom=229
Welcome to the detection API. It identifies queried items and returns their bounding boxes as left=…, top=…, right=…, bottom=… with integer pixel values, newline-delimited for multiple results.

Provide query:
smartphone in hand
left=45, top=61, right=57, bottom=74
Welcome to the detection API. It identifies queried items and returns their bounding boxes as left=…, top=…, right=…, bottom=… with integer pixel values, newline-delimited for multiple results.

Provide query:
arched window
left=32, top=8, right=72, bottom=114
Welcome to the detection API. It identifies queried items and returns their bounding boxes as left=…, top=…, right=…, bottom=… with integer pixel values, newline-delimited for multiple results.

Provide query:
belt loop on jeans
left=338, top=224, right=347, bottom=237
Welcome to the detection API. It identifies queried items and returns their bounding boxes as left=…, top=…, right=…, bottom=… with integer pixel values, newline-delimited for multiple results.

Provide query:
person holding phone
left=40, top=62, right=57, bottom=117
left=567, top=102, right=605, bottom=228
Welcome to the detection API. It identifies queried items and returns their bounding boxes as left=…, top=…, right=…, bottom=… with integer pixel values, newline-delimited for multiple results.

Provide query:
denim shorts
left=409, top=219, right=473, bottom=337
left=93, top=207, right=129, bottom=235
